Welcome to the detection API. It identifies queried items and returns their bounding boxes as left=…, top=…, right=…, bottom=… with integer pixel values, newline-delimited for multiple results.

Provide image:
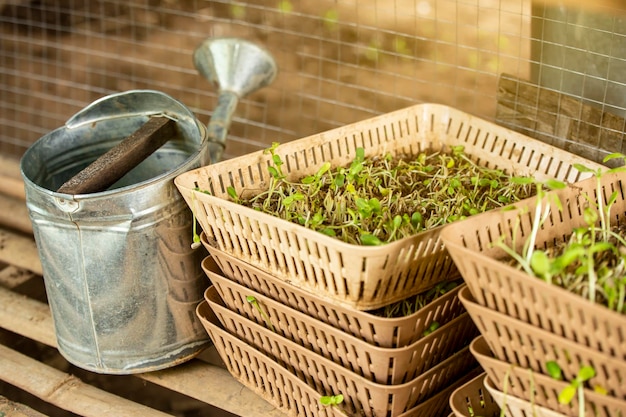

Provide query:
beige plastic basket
left=196, top=300, right=348, bottom=417
left=440, top=172, right=626, bottom=360
left=202, top=243, right=467, bottom=348
left=197, top=300, right=476, bottom=417
left=459, top=286, right=626, bottom=399
left=204, top=281, right=478, bottom=385
left=482, top=376, right=566, bottom=417
left=175, top=103, right=600, bottom=310
left=471, top=336, right=626, bottom=417
left=449, top=373, right=567, bottom=417
left=203, top=289, right=478, bottom=417
left=449, top=373, right=500, bottom=417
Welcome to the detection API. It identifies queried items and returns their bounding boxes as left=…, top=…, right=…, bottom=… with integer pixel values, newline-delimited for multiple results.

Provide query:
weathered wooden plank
left=0, top=161, right=287, bottom=417
left=0, top=395, right=49, bottom=417
left=0, top=344, right=174, bottom=417
left=0, top=265, right=38, bottom=289
left=0, top=228, right=42, bottom=276
left=496, top=73, right=626, bottom=166
left=0, top=285, right=56, bottom=347
left=0, top=194, right=32, bottom=234
left=141, top=360, right=286, bottom=417
left=0, top=155, right=25, bottom=200
left=0, top=279, right=285, bottom=417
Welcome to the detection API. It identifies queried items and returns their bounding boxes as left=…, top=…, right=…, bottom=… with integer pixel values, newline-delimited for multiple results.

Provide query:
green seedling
left=422, top=321, right=440, bottom=336
left=546, top=361, right=604, bottom=417
left=319, top=394, right=344, bottom=407
left=190, top=189, right=202, bottom=249
left=371, top=280, right=460, bottom=318
left=246, top=295, right=275, bottom=332
left=232, top=144, right=535, bottom=251
left=495, top=154, right=626, bottom=313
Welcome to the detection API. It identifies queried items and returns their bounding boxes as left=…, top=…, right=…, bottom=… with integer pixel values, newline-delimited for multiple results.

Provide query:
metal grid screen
left=1, top=0, right=624, bottom=161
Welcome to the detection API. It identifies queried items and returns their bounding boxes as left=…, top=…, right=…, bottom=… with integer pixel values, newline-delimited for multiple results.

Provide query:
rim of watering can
left=20, top=89, right=208, bottom=200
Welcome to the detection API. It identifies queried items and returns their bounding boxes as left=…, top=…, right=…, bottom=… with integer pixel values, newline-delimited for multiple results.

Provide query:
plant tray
left=471, top=336, right=626, bottom=417
left=440, top=172, right=626, bottom=360
left=204, top=280, right=478, bottom=385
left=482, top=375, right=566, bottom=417
left=203, top=288, right=478, bottom=417
left=197, top=301, right=476, bottom=417
left=202, top=243, right=467, bottom=348
left=459, top=286, right=626, bottom=399
left=449, top=373, right=500, bottom=417
left=175, top=103, right=599, bottom=310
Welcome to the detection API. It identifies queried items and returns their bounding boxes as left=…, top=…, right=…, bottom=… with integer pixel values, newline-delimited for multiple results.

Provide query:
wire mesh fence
left=1, top=0, right=624, bottom=161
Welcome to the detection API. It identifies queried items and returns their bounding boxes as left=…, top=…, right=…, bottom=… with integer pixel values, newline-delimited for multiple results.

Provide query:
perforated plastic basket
left=482, top=376, right=566, bottom=417
left=203, top=289, right=477, bottom=417
left=440, top=172, right=626, bottom=360
left=197, top=300, right=349, bottom=417
left=202, top=244, right=467, bottom=348
left=459, top=286, right=626, bottom=399
left=204, top=281, right=478, bottom=385
left=175, top=103, right=600, bottom=310
left=197, top=300, right=477, bottom=417
left=449, top=373, right=500, bottom=417
left=471, top=336, right=626, bottom=417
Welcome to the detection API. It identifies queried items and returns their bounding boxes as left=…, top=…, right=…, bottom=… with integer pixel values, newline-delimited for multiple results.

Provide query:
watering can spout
left=193, top=37, right=277, bottom=98
left=193, top=37, right=278, bottom=163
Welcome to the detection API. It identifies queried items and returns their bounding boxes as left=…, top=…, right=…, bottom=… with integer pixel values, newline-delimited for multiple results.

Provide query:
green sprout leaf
left=319, top=394, right=344, bottom=406
left=577, top=366, right=596, bottom=382
left=546, top=360, right=563, bottom=380
left=530, top=250, right=551, bottom=278
left=558, top=385, right=577, bottom=405
left=246, top=296, right=275, bottom=332
left=227, top=186, right=238, bottom=201
left=360, top=233, right=382, bottom=246
left=422, top=321, right=440, bottom=336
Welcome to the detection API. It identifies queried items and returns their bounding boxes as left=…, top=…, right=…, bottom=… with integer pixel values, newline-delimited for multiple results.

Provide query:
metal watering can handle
left=56, top=38, right=277, bottom=194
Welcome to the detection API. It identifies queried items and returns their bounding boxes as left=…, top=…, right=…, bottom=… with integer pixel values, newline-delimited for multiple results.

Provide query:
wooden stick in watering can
left=56, top=116, right=177, bottom=195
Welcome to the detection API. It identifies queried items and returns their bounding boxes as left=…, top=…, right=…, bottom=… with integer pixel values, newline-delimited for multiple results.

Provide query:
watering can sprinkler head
left=193, top=37, right=277, bottom=163
left=193, top=37, right=277, bottom=98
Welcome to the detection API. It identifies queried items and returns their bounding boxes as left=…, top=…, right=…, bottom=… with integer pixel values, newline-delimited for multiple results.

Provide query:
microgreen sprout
left=546, top=361, right=603, bottom=417
left=494, top=154, right=626, bottom=313
left=319, top=394, right=344, bottom=407
left=422, top=321, right=440, bottom=336
left=369, top=280, right=460, bottom=318
left=246, top=295, right=275, bottom=332
left=190, top=189, right=202, bottom=249
left=232, top=144, right=535, bottom=247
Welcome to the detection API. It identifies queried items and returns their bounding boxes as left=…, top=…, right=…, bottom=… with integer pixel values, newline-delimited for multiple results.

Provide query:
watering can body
left=20, top=90, right=211, bottom=374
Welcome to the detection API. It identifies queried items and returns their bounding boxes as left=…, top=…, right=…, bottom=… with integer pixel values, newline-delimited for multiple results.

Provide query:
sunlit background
left=1, top=0, right=624, bottom=161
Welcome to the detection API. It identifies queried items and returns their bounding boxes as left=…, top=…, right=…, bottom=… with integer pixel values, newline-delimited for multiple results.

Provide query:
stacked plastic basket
left=175, top=103, right=604, bottom=417
left=441, top=172, right=626, bottom=417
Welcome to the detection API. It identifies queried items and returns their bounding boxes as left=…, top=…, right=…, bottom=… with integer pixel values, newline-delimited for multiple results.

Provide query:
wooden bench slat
left=0, top=228, right=42, bottom=276
left=0, top=161, right=286, bottom=417
left=0, top=394, right=50, bottom=417
left=0, top=344, right=173, bottom=417
left=0, top=282, right=285, bottom=417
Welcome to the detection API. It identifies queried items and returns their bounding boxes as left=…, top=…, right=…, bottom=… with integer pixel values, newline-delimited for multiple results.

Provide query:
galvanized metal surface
left=17, top=38, right=278, bottom=375
left=193, top=37, right=277, bottom=163
left=20, top=90, right=212, bottom=374
left=0, top=158, right=288, bottom=415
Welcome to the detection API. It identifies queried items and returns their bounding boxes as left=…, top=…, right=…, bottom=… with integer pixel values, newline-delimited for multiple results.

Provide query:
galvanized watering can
left=20, top=38, right=277, bottom=374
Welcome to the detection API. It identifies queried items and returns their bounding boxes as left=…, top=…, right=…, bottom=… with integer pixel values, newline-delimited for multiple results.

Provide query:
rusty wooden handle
left=56, top=117, right=177, bottom=195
